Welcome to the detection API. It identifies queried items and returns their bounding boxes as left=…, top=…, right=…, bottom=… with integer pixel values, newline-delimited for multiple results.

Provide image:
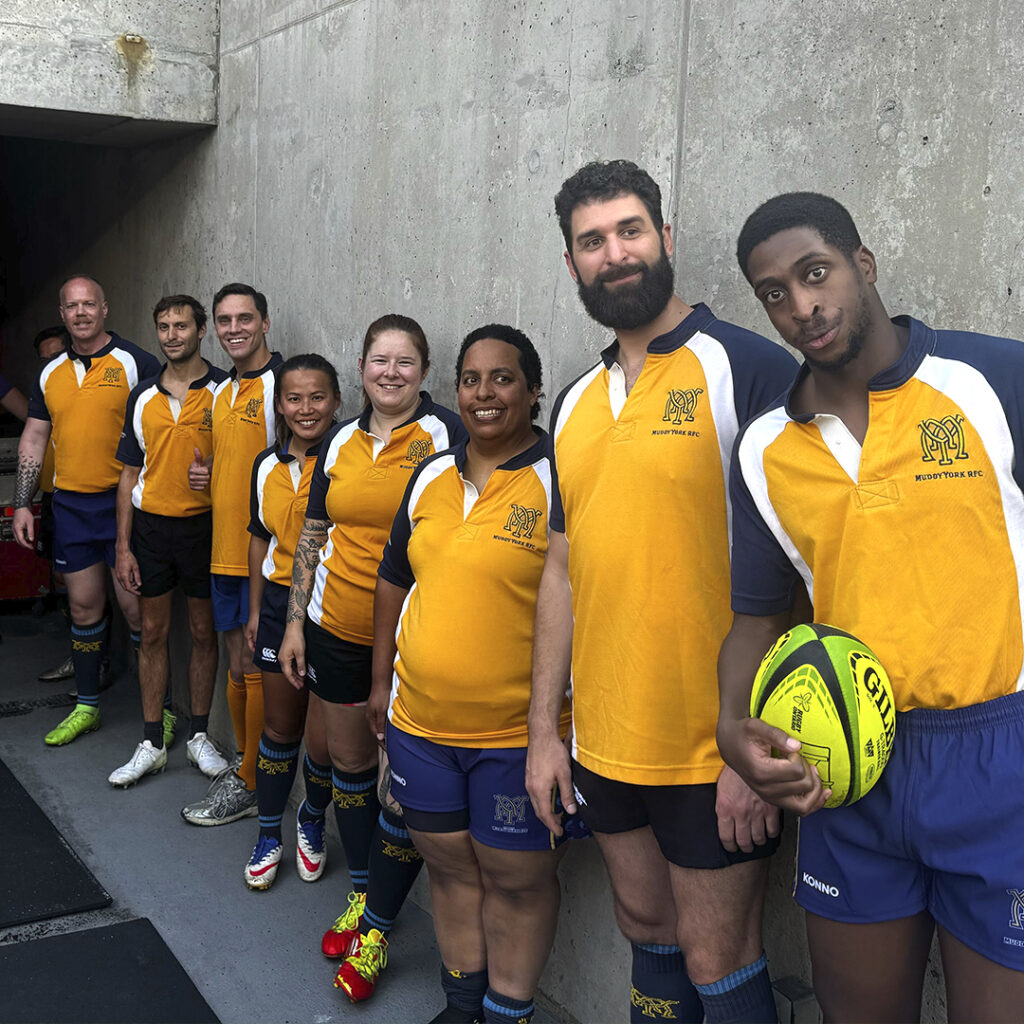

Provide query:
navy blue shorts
left=52, top=489, right=116, bottom=573
left=386, top=722, right=562, bottom=851
left=795, top=690, right=1024, bottom=970
left=253, top=580, right=288, bottom=674
left=210, top=573, right=249, bottom=633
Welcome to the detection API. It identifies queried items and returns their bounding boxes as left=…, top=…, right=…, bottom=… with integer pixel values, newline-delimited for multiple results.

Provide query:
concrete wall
left=0, top=0, right=217, bottom=144
left=5, top=0, right=1024, bottom=1019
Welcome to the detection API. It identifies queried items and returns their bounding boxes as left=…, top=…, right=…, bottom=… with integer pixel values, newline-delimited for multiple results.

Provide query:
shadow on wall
left=0, top=129, right=210, bottom=379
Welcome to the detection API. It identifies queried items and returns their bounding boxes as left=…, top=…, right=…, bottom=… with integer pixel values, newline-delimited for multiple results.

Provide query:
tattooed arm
left=12, top=417, right=52, bottom=549
left=277, top=516, right=330, bottom=689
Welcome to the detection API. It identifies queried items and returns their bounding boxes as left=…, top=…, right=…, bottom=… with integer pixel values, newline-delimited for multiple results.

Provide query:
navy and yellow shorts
left=387, top=722, right=564, bottom=851
left=253, top=580, right=288, bottom=674
left=52, top=489, right=116, bottom=573
left=794, top=690, right=1024, bottom=971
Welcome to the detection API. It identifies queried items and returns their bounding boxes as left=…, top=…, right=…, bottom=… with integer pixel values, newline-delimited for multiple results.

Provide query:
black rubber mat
left=0, top=756, right=111, bottom=927
left=0, top=917, right=219, bottom=1022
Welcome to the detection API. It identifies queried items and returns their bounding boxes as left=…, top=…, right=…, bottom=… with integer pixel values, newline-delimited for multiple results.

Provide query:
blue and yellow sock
left=441, top=966, right=487, bottom=1018
left=694, top=953, right=776, bottom=1024
left=331, top=766, right=380, bottom=892
left=70, top=620, right=105, bottom=707
left=255, top=734, right=300, bottom=841
left=630, top=943, right=703, bottom=1023
left=363, top=808, right=423, bottom=937
left=299, top=753, right=332, bottom=823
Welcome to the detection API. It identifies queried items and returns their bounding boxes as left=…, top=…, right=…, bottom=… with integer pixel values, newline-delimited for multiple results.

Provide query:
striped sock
left=255, top=734, right=300, bottom=841
left=70, top=620, right=105, bottom=706
left=694, top=953, right=775, bottom=1023
left=363, top=808, right=423, bottom=936
left=630, top=943, right=703, bottom=1023
left=331, top=766, right=380, bottom=892
left=483, top=987, right=533, bottom=1023
left=299, top=754, right=332, bottom=821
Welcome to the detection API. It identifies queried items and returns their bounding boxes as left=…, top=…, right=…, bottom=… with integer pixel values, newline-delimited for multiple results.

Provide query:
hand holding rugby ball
left=750, top=623, right=896, bottom=808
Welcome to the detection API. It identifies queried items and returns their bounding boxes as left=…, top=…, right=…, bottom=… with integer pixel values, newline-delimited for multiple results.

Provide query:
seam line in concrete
left=669, top=0, right=692, bottom=228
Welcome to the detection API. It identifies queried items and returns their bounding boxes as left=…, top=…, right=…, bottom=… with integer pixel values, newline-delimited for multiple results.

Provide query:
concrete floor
left=0, top=607, right=559, bottom=1024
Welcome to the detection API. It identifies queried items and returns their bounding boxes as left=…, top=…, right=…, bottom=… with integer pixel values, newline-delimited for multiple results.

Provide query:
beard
left=804, top=285, right=872, bottom=374
left=575, top=247, right=675, bottom=331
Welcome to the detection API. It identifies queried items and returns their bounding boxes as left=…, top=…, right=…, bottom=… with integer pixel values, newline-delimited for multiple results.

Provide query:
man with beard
left=719, top=192, right=1024, bottom=1021
left=109, top=296, right=230, bottom=786
left=13, top=276, right=159, bottom=745
left=526, top=161, right=795, bottom=1024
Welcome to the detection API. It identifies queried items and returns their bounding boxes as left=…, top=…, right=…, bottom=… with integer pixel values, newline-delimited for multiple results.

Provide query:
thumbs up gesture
left=188, top=446, right=212, bottom=491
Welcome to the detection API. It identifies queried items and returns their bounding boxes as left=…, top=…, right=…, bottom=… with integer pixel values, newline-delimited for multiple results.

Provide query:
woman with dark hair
left=243, top=353, right=340, bottom=889
left=367, top=324, right=574, bottom=1024
left=277, top=315, right=465, bottom=1000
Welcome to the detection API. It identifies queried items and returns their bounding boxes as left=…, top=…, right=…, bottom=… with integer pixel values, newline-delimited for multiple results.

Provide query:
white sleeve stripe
left=737, top=409, right=814, bottom=604
left=915, top=354, right=1024, bottom=690
left=553, top=363, right=603, bottom=441
left=686, top=332, right=740, bottom=547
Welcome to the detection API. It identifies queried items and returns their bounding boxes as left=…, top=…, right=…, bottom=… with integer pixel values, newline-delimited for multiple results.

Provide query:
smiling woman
left=367, top=323, right=574, bottom=1024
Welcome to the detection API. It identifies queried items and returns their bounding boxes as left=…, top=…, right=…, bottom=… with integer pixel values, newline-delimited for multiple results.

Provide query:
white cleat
left=108, top=740, right=167, bottom=788
left=186, top=732, right=230, bottom=777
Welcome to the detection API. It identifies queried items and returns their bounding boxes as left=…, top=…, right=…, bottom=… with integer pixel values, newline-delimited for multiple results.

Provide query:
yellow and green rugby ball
left=750, top=623, right=896, bottom=808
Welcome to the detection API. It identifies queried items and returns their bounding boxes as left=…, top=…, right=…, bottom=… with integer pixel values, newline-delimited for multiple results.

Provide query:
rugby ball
left=750, top=623, right=896, bottom=808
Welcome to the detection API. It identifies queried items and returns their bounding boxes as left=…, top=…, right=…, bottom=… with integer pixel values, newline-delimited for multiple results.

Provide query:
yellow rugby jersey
left=305, top=394, right=465, bottom=645
left=248, top=440, right=321, bottom=585
left=116, top=361, right=227, bottom=517
left=551, top=304, right=796, bottom=785
left=380, top=434, right=570, bottom=746
left=210, top=353, right=282, bottom=575
left=733, top=316, right=1024, bottom=712
left=27, top=333, right=160, bottom=493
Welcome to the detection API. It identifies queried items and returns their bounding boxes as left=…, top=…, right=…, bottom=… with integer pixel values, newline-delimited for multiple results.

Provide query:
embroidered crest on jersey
left=504, top=504, right=542, bottom=539
left=405, top=438, right=432, bottom=466
left=245, top=397, right=263, bottom=420
left=630, top=985, right=680, bottom=1019
left=102, top=367, right=123, bottom=384
left=1007, top=888, right=1024, bottom=930
left=201, top=407, right=213, bottom=429
left=662, top=387, right=703, bottom=425
left=493, top=794, right=527, bottom=825
left=918, top=415, right=969, bottom=465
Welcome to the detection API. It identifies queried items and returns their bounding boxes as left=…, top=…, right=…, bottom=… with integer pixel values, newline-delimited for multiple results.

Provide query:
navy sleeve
left=546, top=391, right=567, bottom=533
left=305, top=427, right=337, bottom=521
left=705, top=318, right=798, bottom=423
left=433, top=402, right=468, bottom=449
left=27, top=367, right=49, bottom=421
left=0, top=372, right=11, bottom=401
left=115, top=387, right=144, bottom=466
left=138, top=347, right=161, bottom=381
left=729, top=430, right=800, bottom=616
left=378, top=473, right=416, bottom=591
left=248, top=451, right=273, bottom=540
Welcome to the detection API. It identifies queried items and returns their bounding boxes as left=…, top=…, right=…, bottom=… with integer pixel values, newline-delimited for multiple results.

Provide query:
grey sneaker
left=108, top=740, right=167, bottom=787
left=38, top=655, right=74, bottom=682
left=186, top=732, right=230, bottom=777
left=180, top=770, right=257, bottom=826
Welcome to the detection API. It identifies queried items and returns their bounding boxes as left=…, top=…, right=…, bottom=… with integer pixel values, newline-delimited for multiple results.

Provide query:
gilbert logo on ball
left=750, top=623, right=896, bottom=808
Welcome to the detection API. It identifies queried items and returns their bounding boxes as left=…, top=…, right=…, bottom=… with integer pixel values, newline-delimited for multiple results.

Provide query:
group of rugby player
left=11, top=158, right=1024, bottom=1023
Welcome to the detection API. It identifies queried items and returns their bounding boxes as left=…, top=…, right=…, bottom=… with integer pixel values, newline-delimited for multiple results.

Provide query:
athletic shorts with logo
left=387, top=723, right=565, bottom=851
left=303, top=617, right=371, bottom=705
left=52, top=489, right=117, bottom=572
left=253, top=580, right=288, bottom=674
left=795, top=690, right=1024, bottom=970
left=571, top=759, right=781, bottom=869
left=131, top=508, right=212, bottom=599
